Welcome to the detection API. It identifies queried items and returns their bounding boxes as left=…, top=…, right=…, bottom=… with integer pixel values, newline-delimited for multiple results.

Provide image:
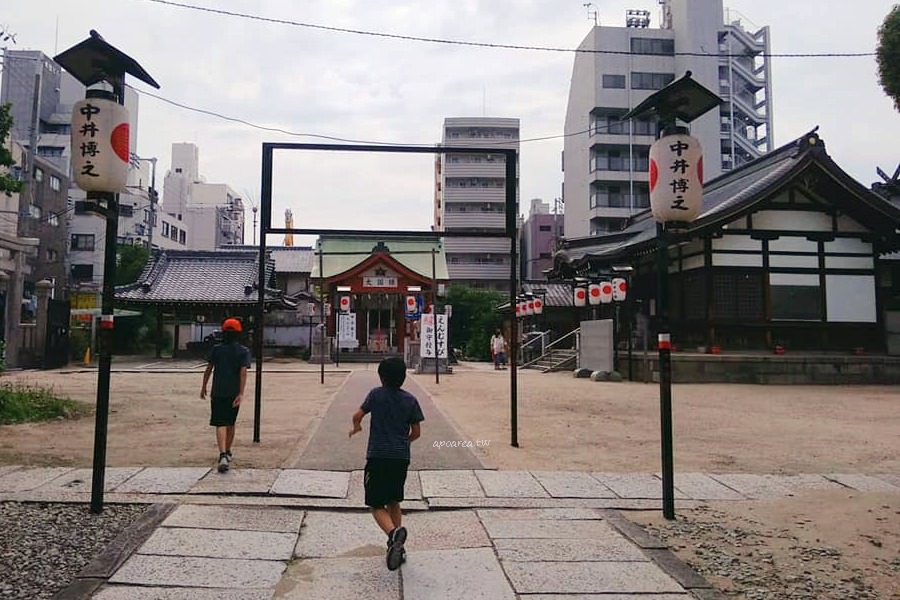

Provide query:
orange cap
left=222, top=318, right=242, bottom=332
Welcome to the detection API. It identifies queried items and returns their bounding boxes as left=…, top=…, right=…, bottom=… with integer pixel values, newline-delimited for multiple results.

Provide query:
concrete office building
left=563, top=0, right=773, bottom=238
left=520, top=198, right=564, bottom=281
left=435, top=117, right=519, bottom=292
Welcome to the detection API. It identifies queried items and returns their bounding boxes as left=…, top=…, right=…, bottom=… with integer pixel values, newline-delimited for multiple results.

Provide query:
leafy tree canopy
left=444, top=284, right=506, bottom=361
left=116, top=244, right=150, bottom=285
left=0, top=103, right=23, bottom=196
left=877, top=4, right=900, bottom=111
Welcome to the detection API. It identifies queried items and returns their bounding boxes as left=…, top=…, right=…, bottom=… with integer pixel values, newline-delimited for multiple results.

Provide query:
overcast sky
left=6, top=0, right=899, bottom=245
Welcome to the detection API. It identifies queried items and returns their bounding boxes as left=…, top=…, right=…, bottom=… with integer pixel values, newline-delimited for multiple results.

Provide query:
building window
left=71, top=264, right=94, bottom=281
left=119, top=204, right=134, bottom=218
left=591, top=110, right=628, bottom=135
left=539, top=225, right=552, bottom=232
left=630, top=37, right=675, bottom=56
left=162, top=222, right=170, bottom=237
left=48, top=213, right=59, bottom=226
left=29, top=204, right=42, bottom=219
left=175, top=168, right=182, bottom=173
left=47, top=249, right=58, bottom=262
left=33, top=167, right=44, bottom=182
left=71, top=234, right=95, bottom=251
left=49, top=175, right=61, bottom=191
left=631, top=72, right=675, bottom=90
left=539, top=252, right=552, bottom=259
left=602, top=74, right=626, bottom=89
left=171, top=226, right=179, bottom=240
left=179, top=230, right=186, bottom=244
left=770, top=281, right=822, bottom=321
left=712, top=271, right=764, bottom=321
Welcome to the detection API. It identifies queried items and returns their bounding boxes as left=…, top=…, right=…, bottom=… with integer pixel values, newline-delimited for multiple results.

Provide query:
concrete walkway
left=3, top=466, right=899, bottom=599
left=292, top=371, right=484, bottom=471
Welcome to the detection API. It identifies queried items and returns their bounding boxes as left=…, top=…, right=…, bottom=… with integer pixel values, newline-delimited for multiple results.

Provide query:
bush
left=0, top=382, right=89, bottom=425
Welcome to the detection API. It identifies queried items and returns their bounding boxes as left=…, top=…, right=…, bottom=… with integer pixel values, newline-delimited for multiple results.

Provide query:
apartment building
left=435, top=117, right=519, bottom=292
left=520, top=199, right=564, bottom=281
left=563, top=0, right=773, bottom=238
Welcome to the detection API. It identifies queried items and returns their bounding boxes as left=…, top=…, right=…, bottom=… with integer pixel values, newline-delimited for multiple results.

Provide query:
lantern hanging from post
left=518, top=300, right=527, bottom=317
left=573, top=287, right=587, bottom=307
left=526, top=298, right=535, bottom=316
left=588, top=284, right=601, bottom=306
left=600, top=281, right=614, bottom=304
left=405, top=295, right=417, bottom=315
left=533, top=297, right=543, bottom=315
left=649, top=131, right=704, bottom=223
left=612, top=277, right=627, bottom=301
left=72, top=94, right=130, bottom=192
left=338, top=295, right=350, bottom=312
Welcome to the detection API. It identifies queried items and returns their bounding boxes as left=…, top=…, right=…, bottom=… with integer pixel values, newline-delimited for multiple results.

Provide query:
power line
left=143, top=0, right=875, bottom=59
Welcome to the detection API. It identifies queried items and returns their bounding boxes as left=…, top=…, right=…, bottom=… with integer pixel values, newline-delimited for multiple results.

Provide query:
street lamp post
left=622, top=71, right=722, bottom=520
left=54, top=31, right=159, bottom=514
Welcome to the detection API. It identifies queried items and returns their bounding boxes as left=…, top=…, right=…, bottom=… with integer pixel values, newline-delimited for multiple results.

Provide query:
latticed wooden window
left=712, top=270, right=763, bottom=321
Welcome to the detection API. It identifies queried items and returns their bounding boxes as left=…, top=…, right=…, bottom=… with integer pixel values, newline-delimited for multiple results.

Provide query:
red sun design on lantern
left=590, top=287, right=600, bottom=298
left=601, top=283, right=612, bottom=294
left=111, top=123, right=130, bottom=163
left=576, top=289, right=586, bottom=300
left=649, top=158, right=659, bottom=192
left=407, top=297, right=415, bottom=306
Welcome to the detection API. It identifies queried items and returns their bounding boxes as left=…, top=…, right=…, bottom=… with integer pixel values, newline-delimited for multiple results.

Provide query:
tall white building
left=563, top=0, right=773, bottom=238
left=435, top=117, right=519, bottom=292
left=162, top=142, right=244, bottom=251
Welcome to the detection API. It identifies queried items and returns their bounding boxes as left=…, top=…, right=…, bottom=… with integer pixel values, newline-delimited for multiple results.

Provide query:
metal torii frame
left=254, top=143, right=521, bottom=447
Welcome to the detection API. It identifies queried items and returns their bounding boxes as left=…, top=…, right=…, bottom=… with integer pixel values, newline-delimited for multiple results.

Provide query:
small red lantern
left=574, top=287, right=587, bottom=307
left=339, top=295, right=351, bottom=312
left=612, top=277, right=627, bottom=301
left=533, top=298, right=544, bottom=315
left=599, top=281, right=613, bottom=304
left=588, top=284, right=601, bottom=306
left=405, top=295, right=417, bottom=314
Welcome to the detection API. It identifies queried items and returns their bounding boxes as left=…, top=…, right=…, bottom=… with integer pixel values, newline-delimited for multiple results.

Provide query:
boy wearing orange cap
left=201, top=317, right=251, bottom=473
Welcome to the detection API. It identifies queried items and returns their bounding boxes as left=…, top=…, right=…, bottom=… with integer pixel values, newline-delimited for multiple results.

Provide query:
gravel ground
left=0, top=502, right=147, bottom=600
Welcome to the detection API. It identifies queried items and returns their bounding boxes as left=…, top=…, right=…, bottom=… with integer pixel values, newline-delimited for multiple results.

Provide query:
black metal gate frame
left=256, top=143, right=521, bottom=447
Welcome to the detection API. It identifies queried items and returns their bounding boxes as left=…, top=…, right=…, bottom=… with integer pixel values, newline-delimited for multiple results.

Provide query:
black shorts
left=364, top=458, right=409, bottom=508
left=210, top=396, right=240, bottom=427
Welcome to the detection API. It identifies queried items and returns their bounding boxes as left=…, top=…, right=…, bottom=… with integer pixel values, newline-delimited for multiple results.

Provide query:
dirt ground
left=629, top=491, right=900, bottom=599
left=0, top=369, right=346, bottom=468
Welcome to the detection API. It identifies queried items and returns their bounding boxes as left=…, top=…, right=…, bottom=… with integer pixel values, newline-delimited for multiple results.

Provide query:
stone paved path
left=292, top=371, right=484, bottom=471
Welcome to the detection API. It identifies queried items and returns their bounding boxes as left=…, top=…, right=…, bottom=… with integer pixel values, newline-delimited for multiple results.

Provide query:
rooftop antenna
left=244, top=188, right=258, bottom=246
left=584, top=3, right=598, bottom=26
left=658, top=0, right=672, bottom=29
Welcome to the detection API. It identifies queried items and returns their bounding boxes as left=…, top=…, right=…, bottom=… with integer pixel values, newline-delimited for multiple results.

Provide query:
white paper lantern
left=612, top=277, right=627, bottom=301
left=649, top=133, right=704, bottom=223
left=72, top=97, right=130, bottom=193
left=588, top=284, right=601, bottom=306
left=526, top=299, right=535, bottom=316
left=518, top=301, right=528, bottom=317
left=573, top=287, right=587, bottom=307
left=533, top=297, right=544, bottom=315
left=599, top=281, right=613, bottom=304
left=405, top=295, right=417, bottom=314
left=339, top=295, right=351, bottom=312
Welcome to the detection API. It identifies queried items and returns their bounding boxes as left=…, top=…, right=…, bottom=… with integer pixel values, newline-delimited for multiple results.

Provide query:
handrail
left=521, top=330, right=551, bottom=352
left=522, top=327, right=581, bottom=369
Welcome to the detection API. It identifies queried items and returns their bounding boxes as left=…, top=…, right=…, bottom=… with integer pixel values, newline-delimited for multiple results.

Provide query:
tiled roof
left=522, top=282, right=573, bottom=307
left=311, top=236, right=449, bottom=280
left=116, top=250, right=281, bottom=305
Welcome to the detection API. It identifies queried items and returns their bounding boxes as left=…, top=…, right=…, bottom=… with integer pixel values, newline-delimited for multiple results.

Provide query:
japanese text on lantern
left=79, top=103, right=101, bottom=179
left=668, top=139, right=690, bottom=212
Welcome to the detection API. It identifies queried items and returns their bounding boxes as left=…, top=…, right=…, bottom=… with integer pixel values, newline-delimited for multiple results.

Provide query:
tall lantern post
left=623, top=72, right=722, bottom=520
left=54, top=31, right=160, bottom=514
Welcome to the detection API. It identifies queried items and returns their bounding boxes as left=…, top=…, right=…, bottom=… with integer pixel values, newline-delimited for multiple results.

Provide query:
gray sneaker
left=386, top=527, right=407, bottom=571
left=217, top=453, right=229, bottom=473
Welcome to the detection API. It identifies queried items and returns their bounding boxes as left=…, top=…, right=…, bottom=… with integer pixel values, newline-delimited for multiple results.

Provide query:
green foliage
left=69, top=328, right=90, bottom=362
left=877, top=4, right=900, bottom=111
left=0, top=382, right=88, bottom=425
left=444, top=284, right=506, bottom=361
left=0, top=103, right=23, bottom=196
left=116, top=244, right=150, bottom=285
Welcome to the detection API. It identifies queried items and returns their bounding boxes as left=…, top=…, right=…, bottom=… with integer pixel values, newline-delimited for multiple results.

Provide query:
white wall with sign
left=337, top=312, right=358, bottom=348
left=419, top=314, right=448, bottom=358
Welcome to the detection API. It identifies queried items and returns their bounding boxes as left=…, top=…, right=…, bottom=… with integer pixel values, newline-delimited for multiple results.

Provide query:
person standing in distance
left=201, top=317, right=251, bottom=473
left=349, top=357, right=425, bottom=570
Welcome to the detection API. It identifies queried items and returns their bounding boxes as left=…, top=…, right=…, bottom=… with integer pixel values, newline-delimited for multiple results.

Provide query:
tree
left=116, top=244, right=150, bottom=285
left=0, top=103, right=23, bottom=196
left=877, top=4, right=900, bottom=111
left=444, top=284, right=506, bottom=361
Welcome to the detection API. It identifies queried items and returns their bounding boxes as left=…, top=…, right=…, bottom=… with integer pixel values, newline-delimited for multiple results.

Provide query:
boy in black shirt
left=349, top=357, right=425, bottom=570
left=201, top=318, right=251, bottom=473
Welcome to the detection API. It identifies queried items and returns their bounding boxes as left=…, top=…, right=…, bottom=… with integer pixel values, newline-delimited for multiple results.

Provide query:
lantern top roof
left=622, top=71, right=721, bottom=126
left=54, top=30, right=160, bottom=89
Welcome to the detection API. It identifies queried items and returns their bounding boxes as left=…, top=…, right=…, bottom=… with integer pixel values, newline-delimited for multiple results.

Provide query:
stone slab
left=274, top=557, right=399, bottom=600
left=0, top=465, right=21, bottom=478
left=113, top=467, right=210, bottom=494
left=294, top=511, right=387, bottom=559
left=163, top=504, right=304, bottom=533
left=108, top=555, right=285, bottom=589
left=94, top=586, right=273, bottom=600
left=80, top=503, right=177, bottom=579
left=592, top=473, right=688, bottom=499
left=706, top=474, right=794, bottom=499
left=270, top=469, right=350, bottom=498
left=826, top=473, right=900, bottom=493
left=482, top=518, right=618, bottom=540
left=420, top=469, right=484, bottom=497
left=875, top=473, right=900, bottom=488
left=532, top=471, right=617, bottom=498
left=502, top=561, right=685, bottom=594
left=402, top=548, right=516, bottom=600
left=476, top=508, right=604, bottom=521
left=495, top=536, right=646, bottom=562
left=523, top=596, right=689, bottom=600
left=0, top=467, right=72, bottom=492
left=140, top=527, right=296, bottom=560
left=188, top=468, right=279, bottom=495
left=427, top=497, right=679, bottom=510
left=781, top=474, right=845, bottom=492
left=36, top=467, right=142, bottom=493
left=475, top=470, right=549, bottom=498
left=403, top=510, right=491, bottom=551
left=671, top=473, right=745, bottom=500
left=599, top=510, right=669, bottom=550
left=645, top=548, right=712, bottom=589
